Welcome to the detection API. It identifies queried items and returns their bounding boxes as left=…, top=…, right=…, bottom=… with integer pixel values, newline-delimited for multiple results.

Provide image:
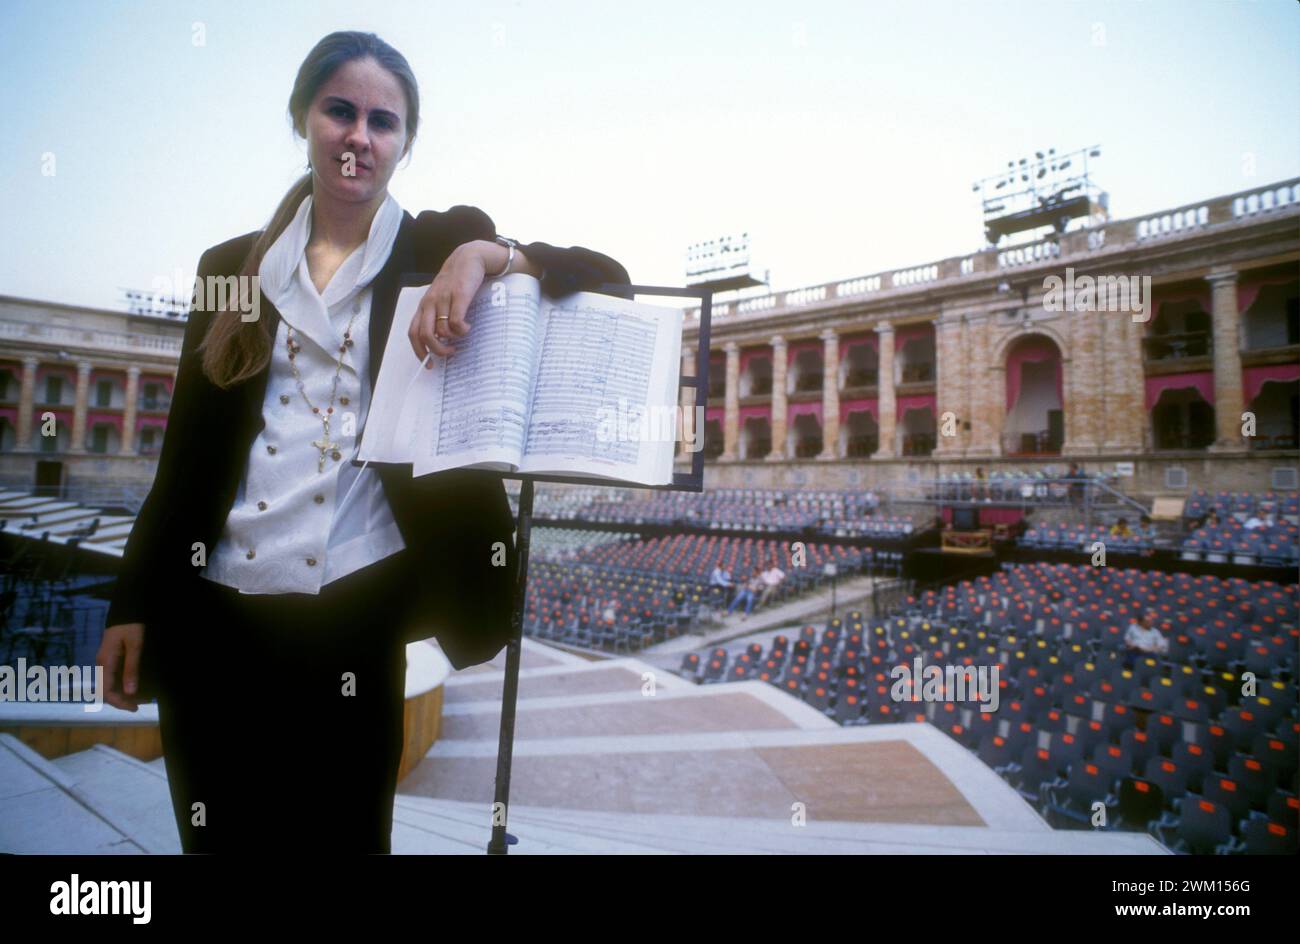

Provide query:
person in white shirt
left=758, top=564, right=786, bottom=607
left=1123, top=609, right=1168, bottom=668
left=94, top=32, right=588, bottom=856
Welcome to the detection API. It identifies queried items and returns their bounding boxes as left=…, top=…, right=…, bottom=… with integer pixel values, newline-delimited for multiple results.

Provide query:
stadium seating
left=681, top=561, right=1298, bottom=854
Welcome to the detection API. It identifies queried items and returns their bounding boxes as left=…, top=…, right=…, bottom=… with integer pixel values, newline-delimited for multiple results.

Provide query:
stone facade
left=0, top=295, right=185, bottom=498
left=681, top=178, right=1300, bottom=501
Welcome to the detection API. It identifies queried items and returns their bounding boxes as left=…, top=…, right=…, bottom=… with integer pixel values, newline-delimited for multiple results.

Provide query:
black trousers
left=152, top=550, right=412, bottom=854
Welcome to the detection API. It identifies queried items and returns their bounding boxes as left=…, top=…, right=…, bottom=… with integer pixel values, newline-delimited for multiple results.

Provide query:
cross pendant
left=313, top=437, right=338, bottom=472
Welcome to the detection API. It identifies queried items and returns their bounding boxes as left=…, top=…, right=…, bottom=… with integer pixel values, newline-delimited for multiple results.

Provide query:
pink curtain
left=737, top=404, right=771, bottom=422
left=785, top=340, right=822, bottom=366
left=705, top=406, right=725, bottom=423
left=940, top=507, right=1024, bottom=525
left=1244, top=364, right=1300, bottom=403
left=1005, top=336, right=1062, bottom=411
left=1144, top=372, right=1214, bottom=410
left=896, top=394, right=935, bottom=420
left=840, top=398, right=877, bottom=422
left=142, top=374, right=175, bottom=395
left=739, top=348, right=769, bottom=373
left=787, top=401, right=823, bottom=421
left=894, top=324, right=932, bottom=351
left=1239, top=270, right=1299, bottom=316
left=842, top=334, right=878, bottom=352
left=1152, top=285, right=1212, bottom=320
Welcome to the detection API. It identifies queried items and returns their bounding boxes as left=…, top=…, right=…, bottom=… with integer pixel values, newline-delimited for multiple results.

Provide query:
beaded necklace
left=285, top=298, right=362, bottom=473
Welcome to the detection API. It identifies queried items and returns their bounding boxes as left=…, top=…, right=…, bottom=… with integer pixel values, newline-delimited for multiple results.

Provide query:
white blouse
left=200, top=191, right=406, bottom=594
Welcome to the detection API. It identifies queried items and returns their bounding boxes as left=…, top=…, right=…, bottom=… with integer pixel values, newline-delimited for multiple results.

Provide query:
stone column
left=1207, top=269, right=1245, bottom=451
left=721, top=341, right=739, bottom=460
left=872, top=322, right=896, bottom=458
left=1133, top=293, right=1154, bottom=449
left=15, top=356, right=38, bottom=451
left=932, top=314, right=964, bottom=457
left=1064, top=310, right=1102, bottom=454
left=768, top=335, right=788, bottom=460
left=965, top=311, right=999, bottom=456
left=70, top=361, right=92, bottom=454
left=119, top=366, right=141, bottom=456
left=818, top=329, right=839, bottom=459
left=1101, top=309, right=1145, bottom=453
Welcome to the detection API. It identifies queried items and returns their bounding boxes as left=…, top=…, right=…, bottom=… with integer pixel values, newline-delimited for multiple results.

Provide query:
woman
left=93, top=31, right=628, bottom=854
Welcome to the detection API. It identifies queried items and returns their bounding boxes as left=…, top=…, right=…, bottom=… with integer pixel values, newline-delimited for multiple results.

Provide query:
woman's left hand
left=407, top=241, right=490, bottom=365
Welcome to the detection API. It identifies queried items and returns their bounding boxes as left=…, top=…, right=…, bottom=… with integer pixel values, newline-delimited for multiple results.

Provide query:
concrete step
left=0, top=735, right=143, bottom=854
left=51, top=745, right=180, bottom=853
left=394, top=796, right=1166, bottom=854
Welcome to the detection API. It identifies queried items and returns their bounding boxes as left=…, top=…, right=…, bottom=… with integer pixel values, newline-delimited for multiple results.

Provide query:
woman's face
left=305, top=57, right=410, bottom=205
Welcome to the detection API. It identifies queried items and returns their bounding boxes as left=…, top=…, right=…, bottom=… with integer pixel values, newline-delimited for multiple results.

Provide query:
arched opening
left=843, top=341, right=878, bottom=389
left=707, top=353, right=725, bottom=399
left=897, top=335, right=935, bottom=384
left=138, top=423, right=165, bottom=456
left=37, top=418, right=70, bottom=453
left=702, top=418, right=724, bottom=459
left=1246, top=379, right=1299, bottom=449
left=899, top=407, right=936, bottom=456
left=740, top=416, right=771, bottom=459
left=1003, top=334, right=1064, bottom=455
left=740, top=354, right=772, bottom=397
left=1151, top=387, right=1216, bottom=450
left=790, top=349, right=823, bottom=394
left=88, top=422, right=120, bottom=454
left=1243, top=281, right=1300, bottom=351
left=1146, top=298, right=1212, bottom=361
left=789, top=414, right=823, bottom=458
left=843, top=410, right=878, bottom=457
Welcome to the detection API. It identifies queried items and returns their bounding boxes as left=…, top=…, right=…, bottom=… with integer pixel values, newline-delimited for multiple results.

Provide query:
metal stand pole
left=487, top=478, right=534, bottom=855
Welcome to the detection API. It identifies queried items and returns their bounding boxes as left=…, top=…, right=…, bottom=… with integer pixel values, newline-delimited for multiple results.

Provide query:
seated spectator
left=1136, top=515, right=1158, bottom=556
left=1123, top=609, right=1168, bottom=669
left=601, top=597, right=620, bottom=624
left=1110, top=517, right=1134, bottom=538
left=759, top=564, right=786, bottom=607
left=1244, top=509, right=1275, bottom=530
left=726, top=570, right=764, bottom=620
left=708, top=564, right=734, bottom=613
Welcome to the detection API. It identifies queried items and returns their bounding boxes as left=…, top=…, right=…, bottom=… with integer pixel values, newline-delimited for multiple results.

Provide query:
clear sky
left=2, top=0, right=1297, bottom=312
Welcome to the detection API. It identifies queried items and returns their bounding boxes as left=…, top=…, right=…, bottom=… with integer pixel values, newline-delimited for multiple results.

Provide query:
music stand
left=374, top=278, right=714, bottom=853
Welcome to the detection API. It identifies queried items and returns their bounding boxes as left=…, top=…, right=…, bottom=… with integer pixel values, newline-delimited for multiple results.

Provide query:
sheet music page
left=518, top=291, right=682, bottom=485
left=411, top=273, right=542, bottom=475
left=357, top=274, right=541, bottom=473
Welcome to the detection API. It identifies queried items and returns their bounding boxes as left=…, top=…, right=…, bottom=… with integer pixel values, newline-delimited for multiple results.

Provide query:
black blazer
left=108, top=204, right=629, bottom=674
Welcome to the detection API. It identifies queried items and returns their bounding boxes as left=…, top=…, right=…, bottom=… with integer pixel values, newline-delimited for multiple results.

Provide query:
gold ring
left=436, top=315, right=449, bottom=321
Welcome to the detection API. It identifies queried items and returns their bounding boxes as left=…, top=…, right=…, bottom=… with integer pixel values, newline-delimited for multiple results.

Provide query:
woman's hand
left=407, top=239, right=543, bottom=366
left=407, top=240, right=493, bottom=365
left=96, top=622, right=145, bottom=712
